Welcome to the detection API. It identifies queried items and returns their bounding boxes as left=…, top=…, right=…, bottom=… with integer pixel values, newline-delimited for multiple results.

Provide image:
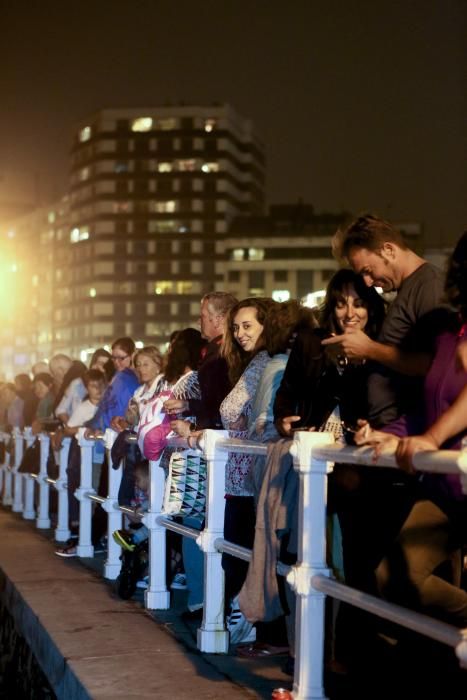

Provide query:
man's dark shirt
left=368, top=262, right=445, bottom=427
left=188, top=335, right=231, bottom=429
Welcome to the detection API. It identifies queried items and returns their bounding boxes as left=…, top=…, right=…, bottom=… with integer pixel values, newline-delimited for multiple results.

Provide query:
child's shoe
left=113, top=529, right=136, bottom=552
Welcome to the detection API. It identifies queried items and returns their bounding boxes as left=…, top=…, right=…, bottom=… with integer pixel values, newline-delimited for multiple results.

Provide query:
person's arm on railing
left=396, top=384, right=467, bottom=472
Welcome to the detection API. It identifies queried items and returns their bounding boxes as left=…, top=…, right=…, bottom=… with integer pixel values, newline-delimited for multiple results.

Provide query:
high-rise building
left=58, top=104, right=264, bottom=356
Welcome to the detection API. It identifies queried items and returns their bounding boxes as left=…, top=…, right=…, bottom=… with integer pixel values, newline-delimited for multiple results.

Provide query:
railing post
left=0, top=433, right=5, bottom=496
left=36, top=433, right=51, bottom=529
left=54, top=437, right=71, bottom=542
left=144, top=457, right=170, bottom=609
left=23, top=428, right=36, bottom=520
left=1, top=433, right=13, bottom=506
left=0, top=433, right=5, bottom=497
left=287, top=431, right=334, bottom=700
left=196, top=429, right=229, bottom=653
left=12, top=427, right=24, bottom=512
left=76, top=429, right=95, bottom=557
left=102, top=429, right=123, bottom=580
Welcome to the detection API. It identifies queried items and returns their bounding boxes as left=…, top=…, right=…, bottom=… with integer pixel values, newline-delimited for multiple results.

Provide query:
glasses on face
left=111, top=354, right=129, bottom=362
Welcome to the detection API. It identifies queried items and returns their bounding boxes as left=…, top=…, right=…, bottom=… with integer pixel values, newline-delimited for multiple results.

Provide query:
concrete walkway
left=0, top=508, right=290, bottom=699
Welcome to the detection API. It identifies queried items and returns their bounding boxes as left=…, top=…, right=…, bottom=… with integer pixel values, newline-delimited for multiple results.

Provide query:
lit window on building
left=148, top=220, right=179, bottom=233
left=158, top=118, right=178, bottom=130
left=154, top=200, right=176, bottom=213
left=48, top=212, right=55, bottom=224
left=115, top=162, right=129, bottom=173
left=204, top=118, right=216, bottom=132
left=176, top=281, right=193, bottom=294
left=70, top=228, right=89, bottom=243
left=70, top=227, right=90, bottom=243
left=158, top=162, right=173, bottom=172
left=177, top=159, right=197, bottom=171
left=89, top=288, right=97, bottom=298
left=154, top=281, right=173, bottom=295
left=32, top=275, right=39, bottom=286
left=79, top=126, right=91, bottom=142
left=272, top=290, right=291, bottom=302
left=80, top=167, right=90, bottom=181
left=231, top=248, right=245, bottom=261
left=131, top=117, right=153, bottom=132
left=248, top=248, right=265, bottom=261
left=113, top=201, right=131, bottom=213
left=201, top=162, right=219, bottom=173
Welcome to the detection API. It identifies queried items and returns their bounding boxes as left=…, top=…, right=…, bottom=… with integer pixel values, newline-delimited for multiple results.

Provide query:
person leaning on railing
left=355, top=230, right=467, bottom=627
left=269, top=269, right=386, bottom=672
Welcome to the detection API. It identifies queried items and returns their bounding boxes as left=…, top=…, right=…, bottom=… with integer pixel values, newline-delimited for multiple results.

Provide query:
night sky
left=1, top=0, right=465, bottom=246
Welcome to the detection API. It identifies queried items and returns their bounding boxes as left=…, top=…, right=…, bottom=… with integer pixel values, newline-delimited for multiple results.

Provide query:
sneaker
left=55, top=543, right=78, bottom=558
left=170, top=573, right=187, bottom=590
left=227, top=599, right=256, bottom=645
left=92, top=536, right=107, bottom=555
left=136, top=575, right=149, bottom=590
left=112, top=529, right=136, bottom=552
left=181, top=606, right=203, bottom=622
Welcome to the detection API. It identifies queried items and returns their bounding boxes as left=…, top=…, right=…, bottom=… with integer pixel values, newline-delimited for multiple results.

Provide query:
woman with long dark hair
left=219, top=297, right=276, bottom=643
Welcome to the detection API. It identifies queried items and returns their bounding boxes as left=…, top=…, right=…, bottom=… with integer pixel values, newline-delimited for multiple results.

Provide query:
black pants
left=222, top=496, right=256, bottom=604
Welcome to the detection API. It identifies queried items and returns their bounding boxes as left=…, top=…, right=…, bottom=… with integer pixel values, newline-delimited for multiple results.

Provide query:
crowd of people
left=0, top=214, right=466, bottom=677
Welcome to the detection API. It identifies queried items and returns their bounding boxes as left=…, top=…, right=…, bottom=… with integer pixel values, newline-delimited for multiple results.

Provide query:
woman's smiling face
left=333, top=284, right=369, bottom=334
left=232, top=306, right=264, bottom=352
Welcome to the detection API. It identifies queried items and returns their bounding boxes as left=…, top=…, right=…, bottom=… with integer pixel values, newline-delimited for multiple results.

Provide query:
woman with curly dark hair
left=356, top=231, right=467, bottom=628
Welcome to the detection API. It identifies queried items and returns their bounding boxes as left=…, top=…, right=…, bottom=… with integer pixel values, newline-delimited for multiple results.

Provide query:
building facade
left=61, top=104, right=265, bottom=356
left=222, top=204, right=349, bottom=302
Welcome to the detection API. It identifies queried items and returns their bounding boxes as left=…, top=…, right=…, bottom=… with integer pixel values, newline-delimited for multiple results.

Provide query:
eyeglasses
left=111, top=354, right=129, bottom=362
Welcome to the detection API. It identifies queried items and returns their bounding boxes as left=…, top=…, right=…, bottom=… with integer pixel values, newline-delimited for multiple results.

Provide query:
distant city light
left=131, top=117, right=153, bottom=132
left=272, top=290, right=291, bottom=302
left=135, top=340, right=144, bottom=349
left=303, top=289, right=326, bottom=308
left=79, top=126, right=92, bottom=142
left=89, top=288, right=97, bottom=297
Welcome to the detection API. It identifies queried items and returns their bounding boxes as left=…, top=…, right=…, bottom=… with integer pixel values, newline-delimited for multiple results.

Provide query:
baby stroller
left=115, top=538, right=149, bottom=600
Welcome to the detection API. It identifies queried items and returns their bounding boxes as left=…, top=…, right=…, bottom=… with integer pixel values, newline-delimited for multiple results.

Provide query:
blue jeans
left=182, top=515, right=204, bottom=609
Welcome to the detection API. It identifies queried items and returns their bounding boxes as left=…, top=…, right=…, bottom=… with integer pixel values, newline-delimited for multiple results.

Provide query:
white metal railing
left=0, top=427, right=466, bottom=700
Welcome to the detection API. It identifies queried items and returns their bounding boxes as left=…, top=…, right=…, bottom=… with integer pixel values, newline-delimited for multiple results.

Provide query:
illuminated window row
left=79, top=118, right=217, bottom=142
left=231, top=247, right=265, bottom=261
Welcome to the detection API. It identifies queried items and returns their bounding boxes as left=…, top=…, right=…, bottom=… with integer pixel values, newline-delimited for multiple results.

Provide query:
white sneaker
left=171, top=573, right=187, bottom=590
left=227, top=599, right=256, bottom=645
left=136, top=576, right=149, bottom=590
